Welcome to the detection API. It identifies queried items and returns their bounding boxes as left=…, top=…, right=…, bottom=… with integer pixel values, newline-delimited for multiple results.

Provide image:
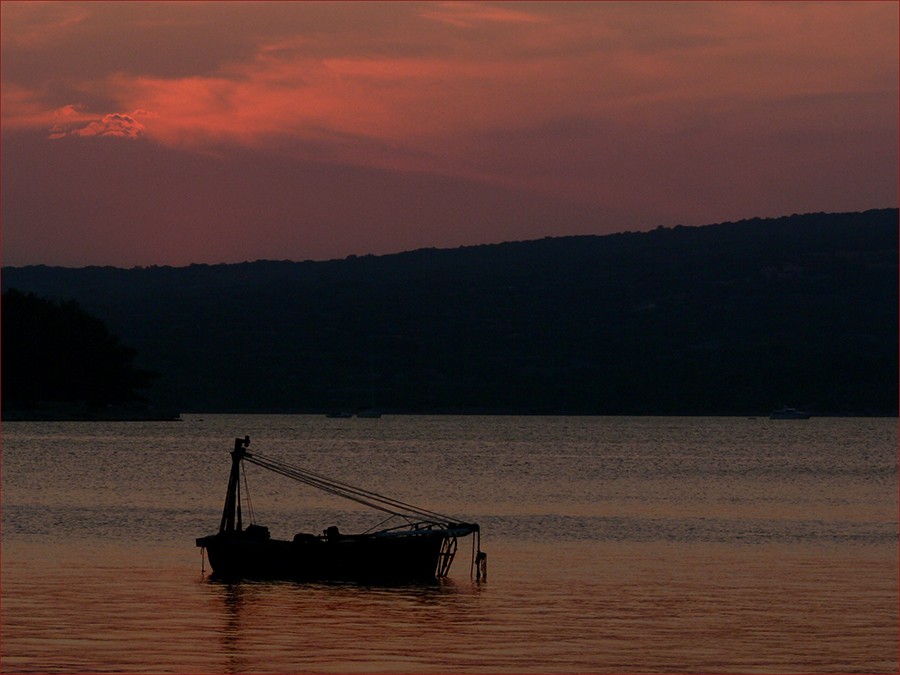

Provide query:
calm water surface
left=2, top=415, right=897, bottom=673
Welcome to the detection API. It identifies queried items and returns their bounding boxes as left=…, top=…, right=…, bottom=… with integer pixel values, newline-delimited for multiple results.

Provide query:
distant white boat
left=769, top=406, right=810, bottom=420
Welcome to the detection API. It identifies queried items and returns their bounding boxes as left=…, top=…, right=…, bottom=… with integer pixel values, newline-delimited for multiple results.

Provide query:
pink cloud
left=3, top=2, right=896, bottom=211
left=48, top=109, right=150, bottom=140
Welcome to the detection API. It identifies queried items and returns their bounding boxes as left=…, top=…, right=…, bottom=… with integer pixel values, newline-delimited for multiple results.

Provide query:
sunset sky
left=2, top=1, right=897, bottom=268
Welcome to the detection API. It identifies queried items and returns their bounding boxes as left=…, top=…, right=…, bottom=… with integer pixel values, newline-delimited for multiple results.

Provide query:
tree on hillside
left=1, top=289, right=157, bottom=410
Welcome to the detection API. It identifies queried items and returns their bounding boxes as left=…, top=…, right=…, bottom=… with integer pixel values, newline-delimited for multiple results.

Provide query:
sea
left=1, top=415, right=897, bottom=674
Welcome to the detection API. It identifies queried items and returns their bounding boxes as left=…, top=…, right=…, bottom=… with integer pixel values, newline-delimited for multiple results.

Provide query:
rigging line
left=244, top=454, right=434, bottom=517
left=245, top=455, right=386, bottom=504
left=251, top=458, right=450, bottom=522
left=246, top=452, right=418, bottom=508
left=248, top=457, right=438, bottom=522
left=247, top=451, right=458, bottom=522
left=362, top=513, right=411, bottom=534
left=246, top=453, right=427, bottom=513
left=245, top=455, right=413, bottom=518
left=241, top=461, right=254, bottom=524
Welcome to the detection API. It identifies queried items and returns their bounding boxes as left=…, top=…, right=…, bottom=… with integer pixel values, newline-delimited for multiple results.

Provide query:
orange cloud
left=49, top=110, right=149, bottom=140
left=3, top=1, right=896, bottom=207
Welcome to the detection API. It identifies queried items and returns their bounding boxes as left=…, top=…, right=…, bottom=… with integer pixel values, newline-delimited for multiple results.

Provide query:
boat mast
left=219, top=436, right=250, bottom=534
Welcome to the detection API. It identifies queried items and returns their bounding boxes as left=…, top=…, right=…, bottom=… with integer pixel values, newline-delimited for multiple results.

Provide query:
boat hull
left=197, top=530, right=452, bottom=583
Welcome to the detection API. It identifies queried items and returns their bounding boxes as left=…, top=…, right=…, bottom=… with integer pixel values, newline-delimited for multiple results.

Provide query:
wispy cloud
left=418, top=2, right=548, bottom=28
left=0, top=2, right=90, bottom=48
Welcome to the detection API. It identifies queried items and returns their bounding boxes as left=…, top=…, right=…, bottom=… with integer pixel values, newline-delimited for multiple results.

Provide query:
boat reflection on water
left=197, top=437, right=486, bottom=584
left=208, top=571, right=489, bottom=673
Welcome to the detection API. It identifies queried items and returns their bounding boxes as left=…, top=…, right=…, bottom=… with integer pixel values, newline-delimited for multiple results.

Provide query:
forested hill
left=3, top=209, right=897, bottom=416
